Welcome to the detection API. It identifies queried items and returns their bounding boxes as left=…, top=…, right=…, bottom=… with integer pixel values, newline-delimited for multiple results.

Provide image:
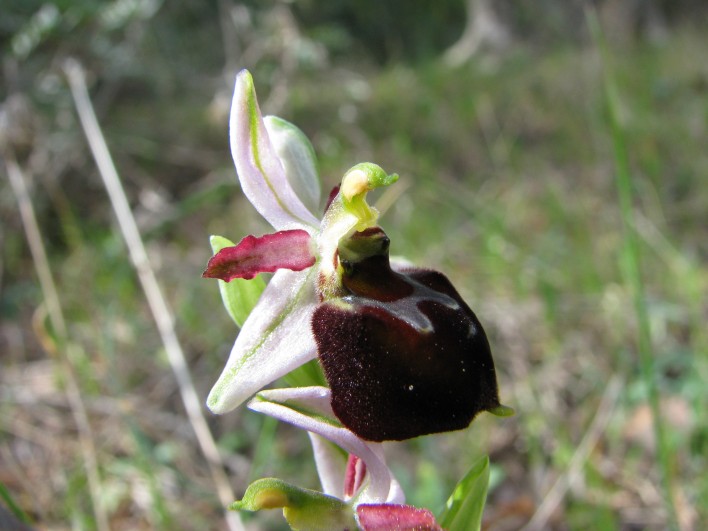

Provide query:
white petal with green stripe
left=230, top=70, right=319, bottom=232
left=207, top=268, right=318, bottom=413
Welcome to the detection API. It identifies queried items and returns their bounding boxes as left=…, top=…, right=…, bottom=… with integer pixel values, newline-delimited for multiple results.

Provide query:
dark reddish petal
left=203, top=229, right=314, bottom=281
left=344, top=454, right=367, bottom=499
left=312, top=229, right=500, bottom=441
left=356, top=504, right=443, bottom=531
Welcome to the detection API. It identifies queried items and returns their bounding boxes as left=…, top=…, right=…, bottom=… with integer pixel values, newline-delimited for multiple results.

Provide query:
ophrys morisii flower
left=203, top=69, right=511, bottom=442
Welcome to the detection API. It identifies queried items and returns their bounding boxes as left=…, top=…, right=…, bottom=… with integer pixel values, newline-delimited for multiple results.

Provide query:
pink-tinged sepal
left=344, top=454, right=366, bottom=499
left=203, top=229, right=315, bottom=281
left=313, top=227, right=503, bottom=441
left=356, top=504, right=443, bottom=531
left=230, top=70, right=319, bottom=231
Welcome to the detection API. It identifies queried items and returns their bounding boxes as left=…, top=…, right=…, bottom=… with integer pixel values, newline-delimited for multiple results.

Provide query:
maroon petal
left=356, top=504, right=442, bottom=531
left=203, top=229, right=315, bottom=281
left=312, top=229, right=501, bottom=441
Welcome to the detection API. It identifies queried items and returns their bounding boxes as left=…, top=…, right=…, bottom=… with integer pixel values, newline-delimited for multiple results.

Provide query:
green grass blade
left=438, top=455, right=490, bottom=531
left=0, top=482, right=32, bottom=524
left=586, top=8, right=679, bottom=531
left=247, top=415, right=279, bottom=484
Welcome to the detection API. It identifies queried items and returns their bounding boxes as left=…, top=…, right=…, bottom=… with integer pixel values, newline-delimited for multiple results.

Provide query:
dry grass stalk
left=6, top=155, right=110, bottom=531
left=63, top=59, right=243, bottom=531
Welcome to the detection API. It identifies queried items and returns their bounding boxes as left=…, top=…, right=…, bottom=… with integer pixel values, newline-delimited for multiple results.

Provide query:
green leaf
left=281, top=359, right=327, bottom=388
left=438, top=455, right=490, bottom=531
left=209, top=235, right=266, bottom=327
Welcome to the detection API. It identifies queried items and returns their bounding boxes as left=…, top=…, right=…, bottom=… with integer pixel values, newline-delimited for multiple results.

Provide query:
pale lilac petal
left=203, top=229, right=315, bottom=281
left=387, top=477, right=405, bottom=505
left=307, top=433, right=346, bottom=498
left=248, top=387, right=401, bottom=504
left=264, top=115, right=321, bottom=215
left=230, top=70, right=319, bottom=231
left=356, top=504, right=443, bottom=531
left=206, top=269, right=318, bottom=413
left=368, top=445, right=405, bottom=504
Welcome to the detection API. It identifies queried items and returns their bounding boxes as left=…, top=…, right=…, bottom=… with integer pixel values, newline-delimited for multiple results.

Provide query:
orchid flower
left=203, top=69, right=511, bottom=443
left=231, top=386, right=442, bottom=531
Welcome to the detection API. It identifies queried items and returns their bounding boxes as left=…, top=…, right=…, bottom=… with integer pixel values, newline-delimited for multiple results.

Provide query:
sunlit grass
left=588, top=8, right=678, bottom=529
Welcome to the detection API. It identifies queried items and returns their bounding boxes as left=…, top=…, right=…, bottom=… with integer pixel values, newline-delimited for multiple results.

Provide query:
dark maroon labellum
left=313, top=229, right=501, bottom=441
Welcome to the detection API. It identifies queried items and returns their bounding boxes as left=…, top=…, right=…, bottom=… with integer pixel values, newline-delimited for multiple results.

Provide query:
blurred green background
left=1, top=1, right=706, bottom=529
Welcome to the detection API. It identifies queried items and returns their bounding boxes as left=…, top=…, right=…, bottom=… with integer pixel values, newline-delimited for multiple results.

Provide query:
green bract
left=232, top=478, right=355, bottom=531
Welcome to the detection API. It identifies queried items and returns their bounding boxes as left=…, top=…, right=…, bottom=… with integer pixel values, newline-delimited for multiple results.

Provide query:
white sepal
left=264, top=115, right=321, bottom=216
left=230, top=70, right=319, bottom=232
left=206, top=268, right=318, bottom=413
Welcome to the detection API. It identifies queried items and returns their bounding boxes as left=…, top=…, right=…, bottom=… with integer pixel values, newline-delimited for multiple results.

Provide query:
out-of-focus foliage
left=291, top=0, right=467, bottom=63
left=2, top=1, right=707, bottom=529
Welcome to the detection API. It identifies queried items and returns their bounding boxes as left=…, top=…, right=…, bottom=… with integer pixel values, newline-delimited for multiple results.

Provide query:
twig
left=5, top=155, right=110, bottom=531
left=521, top=374, right=623, bottom=531
left=63, top=59, right=243, bottom=531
